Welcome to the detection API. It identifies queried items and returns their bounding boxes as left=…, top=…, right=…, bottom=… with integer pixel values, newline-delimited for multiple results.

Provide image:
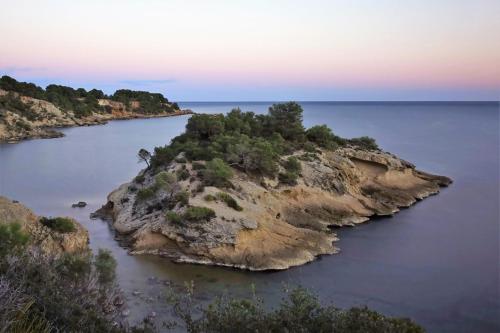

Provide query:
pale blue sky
left=1, top=0, right=499, bottom=101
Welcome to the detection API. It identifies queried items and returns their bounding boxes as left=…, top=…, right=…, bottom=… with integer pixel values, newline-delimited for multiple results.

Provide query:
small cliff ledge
left=0, top=196, right=89, bottom=255
left=95, top=103, right=451, bottom=271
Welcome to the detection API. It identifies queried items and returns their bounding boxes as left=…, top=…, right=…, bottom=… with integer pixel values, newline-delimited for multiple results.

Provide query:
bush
left=154, top=171, right=176, bottom=190
left=283, top=156, right=301, bottom=174
left=167, top=286, right=424, bottom=333
left=0, top=222, right=29, bottom=258
left=279, top=171, right=299, bottom=186
left=306, top=124, right=344, bottom=149
left=176, top=168, right=190, bottom=181
left=201, top=158, right=233, bottom=187
left=216, top=192, right=243, bottom=211
left=183, top=206, right=216, bottom=222
left=174, top=190, right=190, bottom=206
left=39, top=217, right=76, bottom=233
left=134, top=174, right=146, bottom=184
left=349, top=136, right=379, bottom=150
left=204, top=194, right=216, bottom=201
left=136, top=187, right=155, bottom=201
left=94, top=249, right=116, bottom=285
left=165, top=211, right=182, bottom=224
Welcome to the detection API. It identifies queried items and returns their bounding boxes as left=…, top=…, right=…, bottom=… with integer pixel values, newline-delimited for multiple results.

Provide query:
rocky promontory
left=95, top=103, right=451, bottom=271
left=0, top=75, right=193, bottom=142
left=0, top=196, right=89, bottom=255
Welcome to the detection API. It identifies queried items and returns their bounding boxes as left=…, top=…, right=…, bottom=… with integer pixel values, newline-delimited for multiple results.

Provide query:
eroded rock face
left=97, top=148, right=451, bottom=271
left=0, top=196, right=89, bottom=255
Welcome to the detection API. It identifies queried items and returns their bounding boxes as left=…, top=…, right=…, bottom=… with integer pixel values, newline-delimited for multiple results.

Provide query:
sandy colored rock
left=0, top=196, right=89, bottom=255
left=96, top=147, right=451, bottom=271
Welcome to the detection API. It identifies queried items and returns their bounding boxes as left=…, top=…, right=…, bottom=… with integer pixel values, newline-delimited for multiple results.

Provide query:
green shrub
left=283, top=156, right=301, bottom=174
left=0, top=222, right=29, bottom=258
left=176, top=168, right=190, bottom=181
left=216, top=192, right=243, bottom=211
left=39, top=217, right=76, bottom=233
left=279, top=171, right=299, bottom=186
left=204, top=194, right=216, bottom=201
left=136, top=187, right=155, bottom=201
left=134, top=174, right=146, bottom=184
left=166, top=211, right=182, bottom=224
left=183, top=206, right=216, bottom=222
left=94, top=249, right=116, bottom=285
left=201, top=158, right=233, bottom=187
left=174, top=190, right=190, bottom=206
left=348, top=136, right=379, bottom=150
left=167, top=286, right=424, bottom=333
left=155, top=171, right=176, bottom=189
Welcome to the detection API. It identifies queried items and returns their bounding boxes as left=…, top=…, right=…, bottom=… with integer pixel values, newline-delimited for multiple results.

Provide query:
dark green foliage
left=176, top=168, right=190, bottom=181
left=186, top=114, right=225, bottom=140
left=216, top=192, right=243, bottom=211
left=267, top=102, right=306, bottom=141
left=183, top=206, right=216, bottom=222
left=0, top=75, right=45, bottom=99
left=0, top=93, right=41, bottom=121
left=306, top=124, right=345, bottom=149
left=168, top=286, right=424, bottom=333
left=136, top=187, right=155, bottom=201
left=348, top=136, right=379, bottom=150
left=174, top=190, right=190, bottom=206
left=111, top=89, right=173, bottom=114
left=0, top=75, right=180, bottom=118
left=134, top=174, right=146, bottom=184
left=0, top=222, right=29, bottom=258
left=94, top=249, right=117, bottom=285
left=279, top=171, right=299, bottom=186
left=201, top=158, right=233, bottom=187
left=165, top=211, right=182, bottom=224
left=283, top=156, right=302, bottom=174
left=39, top=217, right=76, bottom=233
left=148, top=102, right=380, bottom=181
left=155, top=171, right=176, bottom=189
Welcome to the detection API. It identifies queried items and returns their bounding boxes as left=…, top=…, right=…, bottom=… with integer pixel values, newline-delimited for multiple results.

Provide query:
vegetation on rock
left=150, top=103, right=379, bottom=183
left=39, top=216, right=76, bottom=233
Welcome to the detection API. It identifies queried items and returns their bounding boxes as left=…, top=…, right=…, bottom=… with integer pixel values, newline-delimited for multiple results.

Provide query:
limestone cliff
left=96, top=148, right=451, bottom=271
left=0, top=196, right=89, bottom=255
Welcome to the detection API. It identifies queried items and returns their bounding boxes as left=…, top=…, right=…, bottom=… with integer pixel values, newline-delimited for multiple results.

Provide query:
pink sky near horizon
left=1, top=0, right=499, bottom=100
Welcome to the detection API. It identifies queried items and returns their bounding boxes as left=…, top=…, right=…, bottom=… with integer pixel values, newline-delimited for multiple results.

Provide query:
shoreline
left=1, top=109, right=194, bottom=143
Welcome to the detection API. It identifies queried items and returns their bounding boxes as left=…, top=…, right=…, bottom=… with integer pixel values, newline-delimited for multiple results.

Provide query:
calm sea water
left=0, top=102, right=498, bottom=332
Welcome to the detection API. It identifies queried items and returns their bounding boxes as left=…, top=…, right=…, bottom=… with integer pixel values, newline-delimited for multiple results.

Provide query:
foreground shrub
left=216, top=192, right=243, bottom=211
left=39, top=217, right=76, bottom=233
left=174, top=190, right=190, bottom=206
left=283, top=156, right=302, bottom=174
left=0, top=222, right=30, bottom=258
left=166, top=211, right=182, bottom=224
left=183, top=206, right=216, bottom=222
left=136, top=187, right=155, bottom=201
left=167, top=286, right=424, bottom=333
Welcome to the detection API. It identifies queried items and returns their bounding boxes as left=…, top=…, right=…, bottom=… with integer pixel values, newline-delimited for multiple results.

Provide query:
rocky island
left=0, top=75, right=192, bottom=142
left=96, top=102, right=452, bottom=270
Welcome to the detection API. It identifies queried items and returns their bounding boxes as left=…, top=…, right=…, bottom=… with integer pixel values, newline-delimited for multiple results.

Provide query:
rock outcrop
left=96, top=148, right=451, bottom=271
left=0, top=89, right=193, bottom=143
left=0, top=196, right=89, bottom=255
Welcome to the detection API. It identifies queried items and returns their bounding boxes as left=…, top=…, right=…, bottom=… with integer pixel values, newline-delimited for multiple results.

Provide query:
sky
left=1, top=0, right=499, bottom=101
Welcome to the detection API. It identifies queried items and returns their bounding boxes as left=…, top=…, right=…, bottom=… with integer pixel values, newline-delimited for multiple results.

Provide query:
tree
left=137, top=148, right=151, bottom=168
left=267, top=102, right=305, bottom=141
left=306, top=124, right=345, bottom=149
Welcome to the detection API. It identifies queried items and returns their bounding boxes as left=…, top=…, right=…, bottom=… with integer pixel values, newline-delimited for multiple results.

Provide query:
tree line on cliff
left=0, top=75, right=180, bottom=118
